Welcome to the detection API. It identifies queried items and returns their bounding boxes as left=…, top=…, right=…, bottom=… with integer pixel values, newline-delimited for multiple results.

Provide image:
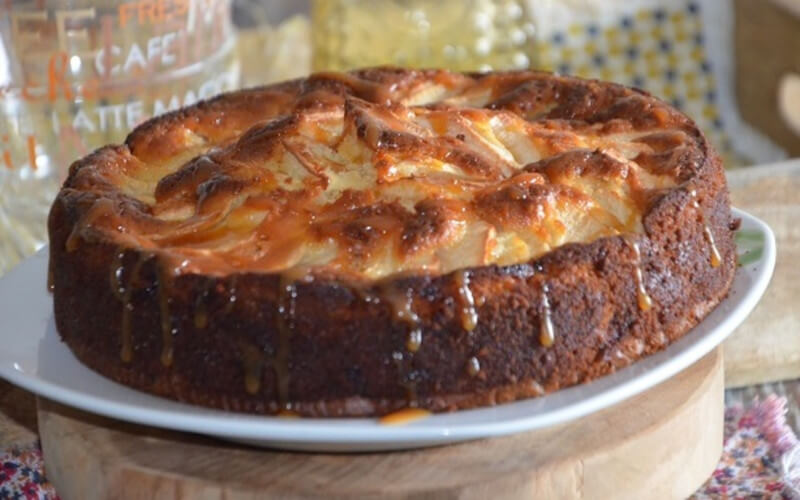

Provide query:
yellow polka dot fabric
left=535, top=1, right=749, bottom=166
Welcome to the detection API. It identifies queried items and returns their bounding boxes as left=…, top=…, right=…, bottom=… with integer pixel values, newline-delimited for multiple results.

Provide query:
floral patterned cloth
left=0, top=400, right=795, bottom=499
left=692, top=405, right=791, bottom=499
left=0, top=444, right=58, bottom=500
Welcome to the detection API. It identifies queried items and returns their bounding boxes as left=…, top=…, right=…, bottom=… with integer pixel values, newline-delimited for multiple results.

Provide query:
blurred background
left=0, top=0, right=798, bottom=275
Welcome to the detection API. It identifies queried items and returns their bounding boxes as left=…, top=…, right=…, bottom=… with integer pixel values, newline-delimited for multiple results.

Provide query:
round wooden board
left=38, top=348, right=723, bottom=500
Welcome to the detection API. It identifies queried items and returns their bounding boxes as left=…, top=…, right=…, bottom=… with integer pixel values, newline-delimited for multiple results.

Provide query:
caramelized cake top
left=60, top=68, right=704, bottom=281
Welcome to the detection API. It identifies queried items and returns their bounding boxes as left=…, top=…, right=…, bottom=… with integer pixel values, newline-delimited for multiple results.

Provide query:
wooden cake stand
left=37, top=348, right=723, bottom=500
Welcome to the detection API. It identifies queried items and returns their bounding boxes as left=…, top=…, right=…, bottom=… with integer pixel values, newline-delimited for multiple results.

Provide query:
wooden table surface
left=0, top=379, right=37, bottom=447
left=724, top=159, right=800, bottom=387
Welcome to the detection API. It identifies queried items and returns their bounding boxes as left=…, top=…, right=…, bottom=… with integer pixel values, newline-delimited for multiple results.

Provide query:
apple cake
left=48, top=68, right=737, bottom=417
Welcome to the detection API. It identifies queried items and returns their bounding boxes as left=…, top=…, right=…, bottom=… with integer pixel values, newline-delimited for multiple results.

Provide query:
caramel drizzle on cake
left=689, top=189, right=723, bottom=268
left=275, top=279, right=297, bottom=408
left=629, top=239, right=653, bottom=312
left=539, top=283, right=555, bottom=348
left=54, top=69, right=725, bottom=406
left=378, top=407, right=431, bottom=426
left=193, top=281, right=213, bottom=329
left=65, top=71, right=689, bottom=284
left=454, top=270, right=478, bottom=332
left=705, top=228, right=722, bottom=268
left=466, top=356, right=481, bottom=377
left=239, top=341, right=264, bottom=395
left=108, top=250, right=160, bottom=364
left=157, top=264, right=176, bottom=367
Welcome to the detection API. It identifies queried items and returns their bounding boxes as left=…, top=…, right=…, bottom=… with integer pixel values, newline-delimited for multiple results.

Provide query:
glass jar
left=233, top=0, right=311, bottom=87
left=311, top=0, right=537, bottom=73
left=0, top=0, right=240, bottom=275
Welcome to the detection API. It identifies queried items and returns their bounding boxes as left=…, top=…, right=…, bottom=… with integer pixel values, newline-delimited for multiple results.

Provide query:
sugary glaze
left=49, top=68, right=736, bottom=417
left=61, top=69, right=699, bottom=282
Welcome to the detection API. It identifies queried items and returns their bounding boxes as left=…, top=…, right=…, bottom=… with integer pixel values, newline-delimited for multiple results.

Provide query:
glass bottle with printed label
left=0, top=0, right=240, bottom=275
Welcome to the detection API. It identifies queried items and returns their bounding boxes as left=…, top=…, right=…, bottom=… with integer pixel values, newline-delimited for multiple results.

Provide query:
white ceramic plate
left=0, top=208, right=775, bottom=452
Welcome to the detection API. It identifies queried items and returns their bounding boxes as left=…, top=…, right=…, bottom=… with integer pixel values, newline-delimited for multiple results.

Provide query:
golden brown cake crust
left=48, top=68, right=736, bottom=417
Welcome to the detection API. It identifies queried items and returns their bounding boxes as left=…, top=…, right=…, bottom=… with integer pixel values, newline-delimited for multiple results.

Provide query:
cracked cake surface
left=48, top=68, right=737, bottom=417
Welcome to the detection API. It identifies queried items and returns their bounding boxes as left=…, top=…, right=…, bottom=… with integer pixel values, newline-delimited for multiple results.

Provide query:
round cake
left=48, top=68, right=737, bottom=417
